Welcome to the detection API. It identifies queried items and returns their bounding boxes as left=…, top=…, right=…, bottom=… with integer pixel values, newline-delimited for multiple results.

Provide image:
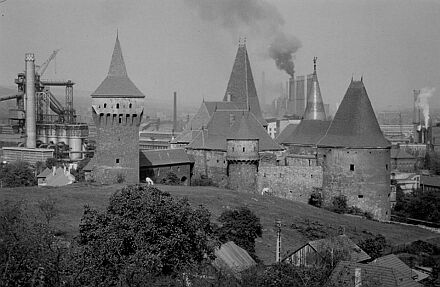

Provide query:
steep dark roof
left=370, top=254, right=416, bottom=280
left=139, top=149, right=194, bottom=167
left=227, top=114, right=259, bottom=140
left=37, top=167, right=52, bottom=178
left=326, top=261, right=422, bottom=287
left=92, top=35, right=144, bottom=98
left=318, top=80, right=390, bottom=148
left=223, top=44, right=266, bottom=126
left=187, top=110, right=283, bottom=152
left=276, top=120, right=330, bottom=146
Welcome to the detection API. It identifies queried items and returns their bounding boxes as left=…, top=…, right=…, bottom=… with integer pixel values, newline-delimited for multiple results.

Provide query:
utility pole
left=275, top=219, right=282, bottom=263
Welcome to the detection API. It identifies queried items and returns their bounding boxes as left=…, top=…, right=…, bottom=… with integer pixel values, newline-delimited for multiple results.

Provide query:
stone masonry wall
left=228, top=162, right=258, bottom=193
left=321, top=148, right=391, bottom=221
left=186, top=149, right=228, bottom=187
left=257, top=164, right=322, bottom=203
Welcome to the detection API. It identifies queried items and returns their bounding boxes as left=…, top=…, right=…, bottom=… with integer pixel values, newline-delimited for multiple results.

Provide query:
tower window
left=243, top=147, right=245, bottom=152
left=116, top=158, right=120, bottom=164
left=232, top=147, right=234, bottom=152
left=358, top=195, right=363, bottom=199
left=350, top=164, right=355, bottom=171
left=386, top=164, right=389, bottom=170
left=116, top=103, right=119, bottom=108
left=129, top=103, right=132, bottom=108
left=119, top=117, right=122, bottom=123
left=104, top=103, right=107, bottom=108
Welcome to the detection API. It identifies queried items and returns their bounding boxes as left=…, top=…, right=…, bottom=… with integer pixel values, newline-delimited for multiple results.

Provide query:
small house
left=37, top=166, right=75, bottom=187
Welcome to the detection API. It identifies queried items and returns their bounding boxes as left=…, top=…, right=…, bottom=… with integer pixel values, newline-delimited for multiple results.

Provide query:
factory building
left=84, top=34, right=144, bottom=184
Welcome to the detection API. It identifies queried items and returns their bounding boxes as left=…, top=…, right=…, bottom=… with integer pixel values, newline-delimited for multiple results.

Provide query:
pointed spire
left=223, top=42, right=266, bottom=126
left=318, top=80, right=390, bottom=148
left=108, top=33, right=128, bottom=77
left=91, top=33, right=144, bottom=98
left=303, top=58, right=326, bottom=120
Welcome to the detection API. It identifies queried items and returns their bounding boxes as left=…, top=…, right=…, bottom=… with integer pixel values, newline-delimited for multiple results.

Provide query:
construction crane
left=36, top=49, right=60, bottom=77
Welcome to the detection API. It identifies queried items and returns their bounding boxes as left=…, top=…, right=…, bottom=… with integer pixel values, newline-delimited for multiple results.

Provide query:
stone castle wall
left=257, top=164, right=322, bottom=203
left=228, top=162, right=258, bottom=193
left=321, top=148, right=391, bottom=221
left=186, top=149, right=228, bottom=187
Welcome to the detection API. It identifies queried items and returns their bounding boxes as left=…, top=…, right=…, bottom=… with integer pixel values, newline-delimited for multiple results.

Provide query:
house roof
left=223, top=43, right=266, bottom=126
left=420, top=175, right=440, bottom=187
left=326, top=261, right=422, bottom=287
left=370, top=254, right=416, bottom=280
left=92, top=35, right=144, bottom=98
left=139, top=149, right=194, bottom=167
left=391, top=148, right=415, bottom=159
left=283, top=235, right=370, bottom=263
left=37, top=167, right=52, bottom=178
left=187, top=110, right=283, bottom=152
left=45, top=167, right=75, bottom=187
left=276, top=120, right=330, bottom=146
left=213, top=241, right=256, bottom=280
left=318, top=80, right=390, bottom=148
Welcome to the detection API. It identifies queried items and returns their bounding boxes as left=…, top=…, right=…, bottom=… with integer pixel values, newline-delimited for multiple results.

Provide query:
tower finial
left=116, top=28, right=119, bottom=39
left=313, top=56, right=317, bottom=73
left=361, top=75, right=363, bottom=82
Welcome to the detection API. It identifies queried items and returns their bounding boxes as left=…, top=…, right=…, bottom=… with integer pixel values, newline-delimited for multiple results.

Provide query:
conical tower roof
left=223, top=42, right=266, bottom=126
left=228, top=114, right=259, bottom=140
left=92, top=34, right=144, bottom=98
left=303, top=58, right=326, bottom=120
left=318, top=80, right=390, bottom=148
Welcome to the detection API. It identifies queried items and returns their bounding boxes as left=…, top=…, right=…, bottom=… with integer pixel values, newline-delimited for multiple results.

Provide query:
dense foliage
left=393, top=188, right=440, bottom=222
left=70, top=157, right=91, bottom=182
left=0, top=161, right=36, bottom=187
left=75, top=184, right=217, bottom=285
left=161, top=171, right=181, bottom=185
left=357, top=234, right=387, bottom=260
left=216, top=206, right=262, bottom=259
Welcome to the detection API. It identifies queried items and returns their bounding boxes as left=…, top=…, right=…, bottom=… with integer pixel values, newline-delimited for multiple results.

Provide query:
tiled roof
left=308, top=235, right=371, bottom=263
left=213, top=241, right=256, bottom=280
left=45, top=167, right=75, bottom=187
left=227, top=114, right=259, bottom=140
left=223, top=44, right=266, bottom=126
left=326, top=261, right=422, bottom=287
left=139, top=149, right=194, bottom=167
left=391, top=148, right=415, bottom=159
left=276, top=120, right=330, bottom=146
left=370, top=254, right=416, bottom=280
left=318, top=80, right=390, bottom=148
left=187, top=110, right=283, bottom=152
left=92, top=35, right=144, bottom=98
left=37, top=167, right=52, bottom=178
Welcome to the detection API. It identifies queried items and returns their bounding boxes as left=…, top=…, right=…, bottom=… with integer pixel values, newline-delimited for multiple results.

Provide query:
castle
left=174, top=42, right=391, bottom=221
left=86, top=37, right=391, bottom=221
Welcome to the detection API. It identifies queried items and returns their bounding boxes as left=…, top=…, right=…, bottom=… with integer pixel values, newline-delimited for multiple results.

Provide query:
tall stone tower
left=90, top=34, right=145, bottom=184
left=303, top=57, right=326, bottom=120
left=227, top=115, right=259, bottom=193
left=318, top=79, right=391, bottom=221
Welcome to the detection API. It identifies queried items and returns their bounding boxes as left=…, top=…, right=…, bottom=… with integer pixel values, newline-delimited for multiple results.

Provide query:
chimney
left=229, top=113, right=235, bottom=127
left=173, top=91, right=177, bottom=135
left=25, top=53, right=36, bottom=148
left=52, top=166, right=56, bottom=176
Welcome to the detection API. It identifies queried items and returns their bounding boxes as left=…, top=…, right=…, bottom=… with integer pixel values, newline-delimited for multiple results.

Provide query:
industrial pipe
left=0, top=92, right=23, bottom=102
left=25, top=53, right=36, bottom=148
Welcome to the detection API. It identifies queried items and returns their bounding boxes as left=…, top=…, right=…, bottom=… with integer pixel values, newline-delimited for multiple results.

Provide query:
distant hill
left=0, top=183, right=437, bottom=264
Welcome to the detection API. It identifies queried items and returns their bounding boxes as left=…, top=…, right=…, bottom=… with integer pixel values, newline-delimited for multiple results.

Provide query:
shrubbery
left=161, top=171, right=181, bottom=185
left=0, top=161, right=36, bottom=187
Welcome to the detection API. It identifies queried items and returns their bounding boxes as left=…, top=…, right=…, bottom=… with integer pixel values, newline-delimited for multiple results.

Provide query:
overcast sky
left=0, top=0, right=439, bottom=112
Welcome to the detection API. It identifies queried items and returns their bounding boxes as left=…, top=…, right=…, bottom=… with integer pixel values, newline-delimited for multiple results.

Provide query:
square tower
left=90, top=35, right=145, bottom=184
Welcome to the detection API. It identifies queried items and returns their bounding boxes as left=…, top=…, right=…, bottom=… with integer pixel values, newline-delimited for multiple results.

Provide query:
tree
left=0, top=200, right=69, bottom=286
left=161, top=171, right=181, bottom=185
left=330, top=195, right=348, bottom=214
left=357, top=234, right=387, bottom=260
left=0, top=161, right=36, bottom=187
left=45, top=157, right=58, bottom=169
left=217, top=206, right=262, bottom=259
left=393, top=188, right=440, bottom=222
left=70, top=157, right=90, bottom=182
left=74, top=184, right=217, bottom=286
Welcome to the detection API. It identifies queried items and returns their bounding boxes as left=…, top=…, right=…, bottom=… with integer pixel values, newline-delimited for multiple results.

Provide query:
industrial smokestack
left=25, top=53, right=36, bottom=148
left=173, top=91, right=177, bottom=135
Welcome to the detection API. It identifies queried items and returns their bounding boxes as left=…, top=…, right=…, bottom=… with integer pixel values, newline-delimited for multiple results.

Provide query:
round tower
left=318, top=80, right=391, bottom=221
left=226, top=115, right=260, bottom=193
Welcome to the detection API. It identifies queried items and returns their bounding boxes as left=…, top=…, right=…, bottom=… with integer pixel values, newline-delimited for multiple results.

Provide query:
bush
left=115, top=173, right=125, bottom=183
left=45, top=157, right=58, bottom=169
left=0, top=161, right=36, bottom=187
left=331, top=195, right=348, bottom=214
left=357, top=234, right=388, bottom=259
left=308, top=191, right=323, bottom=207
left=161, top=171, right=181, bottom=185
left=193, top=175, right=216, bottom=186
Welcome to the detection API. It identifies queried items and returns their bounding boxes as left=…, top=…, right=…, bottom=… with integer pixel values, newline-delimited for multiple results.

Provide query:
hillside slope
left=0, top=183, right=437, bottom=264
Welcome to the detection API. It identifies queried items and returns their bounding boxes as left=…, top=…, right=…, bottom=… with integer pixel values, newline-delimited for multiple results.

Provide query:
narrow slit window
left=350, top=164, right=355, bottom=171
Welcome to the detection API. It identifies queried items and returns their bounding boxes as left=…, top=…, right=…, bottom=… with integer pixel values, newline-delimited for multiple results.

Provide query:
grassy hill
left=1, top=183, right=438, bottom=264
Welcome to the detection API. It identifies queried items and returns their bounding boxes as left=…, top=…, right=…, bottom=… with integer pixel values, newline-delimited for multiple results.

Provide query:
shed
left=212, top=241, right=256, bottom=280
